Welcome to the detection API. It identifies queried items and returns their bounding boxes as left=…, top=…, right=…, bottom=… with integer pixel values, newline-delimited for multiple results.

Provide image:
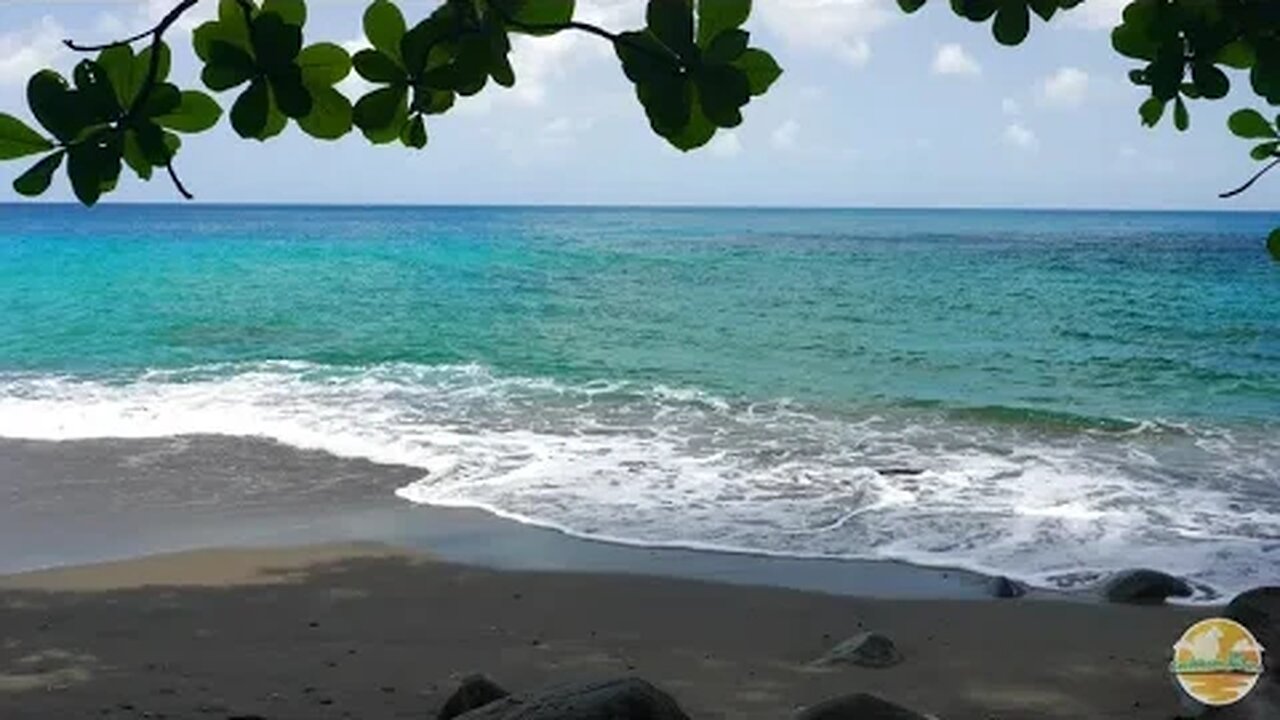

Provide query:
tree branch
left=1219, top=156, right=1280, bottom=199
left=166, top=162, right=194, bottom=200
left=496, top=12, right=683, bottom=67
left=64, top=0, right=203, bottom=53
left=64, top=0, right=205, bottom=201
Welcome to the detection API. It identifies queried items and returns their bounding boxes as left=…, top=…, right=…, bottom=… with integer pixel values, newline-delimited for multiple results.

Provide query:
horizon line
left=2, top=201, right=1277, bottom=214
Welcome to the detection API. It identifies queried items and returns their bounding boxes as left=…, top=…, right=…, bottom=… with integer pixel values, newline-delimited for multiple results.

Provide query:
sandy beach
left=0, top=541, right=1212, bottom=720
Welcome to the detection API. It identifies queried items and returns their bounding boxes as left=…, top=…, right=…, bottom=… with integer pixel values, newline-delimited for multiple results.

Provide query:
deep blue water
left=1, top=204, right=1277, bottom=598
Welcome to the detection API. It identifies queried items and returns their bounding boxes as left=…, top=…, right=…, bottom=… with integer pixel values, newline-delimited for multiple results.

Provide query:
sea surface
left=0, top=204, right=1277, bottom=600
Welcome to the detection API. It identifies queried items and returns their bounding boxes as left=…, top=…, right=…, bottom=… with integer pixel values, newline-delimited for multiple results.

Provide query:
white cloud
left=709, top=131, right=742, bottom=158
left=0, top=16, right=69, bottom=87
left=932, top=44, right=980, bottom=77
left=1068, top=0, right=1128, bottom=30
left=757, top=0, right=894, bottom=67
left=1039, top=67, right=1089, bottom=108
left=1004, top=123, right=1038, bottom=151
left=1001, top=98, right=1021, bottom=115
left=771, top=119, right=800, bottom=150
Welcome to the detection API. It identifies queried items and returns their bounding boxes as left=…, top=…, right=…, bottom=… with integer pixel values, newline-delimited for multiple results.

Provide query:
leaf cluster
left=615, top=0, right=781, bottom=150
left=1, top=42, right=219, bottom=205
left=897, top=1, right=1085, bottom=46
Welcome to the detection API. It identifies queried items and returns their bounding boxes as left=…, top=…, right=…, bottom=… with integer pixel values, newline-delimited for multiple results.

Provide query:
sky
left=0, top=0, right=1276, bottom=209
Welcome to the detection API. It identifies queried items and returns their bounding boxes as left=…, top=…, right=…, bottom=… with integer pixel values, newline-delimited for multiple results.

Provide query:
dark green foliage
left=195, top=0, right=348, bottom=140
left=615, top=0, right=779, bottom=151
left=1269, top=228, right=1280, bottom=261
left=10, top=41, right=216, bottom=205
left=1, top=0, right=778, bottom=200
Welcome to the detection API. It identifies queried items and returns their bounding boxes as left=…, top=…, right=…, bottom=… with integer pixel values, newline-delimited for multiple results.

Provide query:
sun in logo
left=1171, top=617, right=1266, bottom=706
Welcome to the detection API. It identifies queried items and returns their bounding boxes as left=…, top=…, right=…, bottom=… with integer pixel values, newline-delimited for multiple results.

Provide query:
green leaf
left=616, top=31, right=679, bottom=85
left=122, top=130, right=152, bottom=180
left=13, top=150, right=64, bottom=197
left=1191, top=63, right=1229, bottom=100
left=1139, top=97, right=1165, bottom=127
left=73, top=60, right=121, bottom=122
left=400, top=113, right=427, bottom=148
left=667, top=83, right=715, bottom=151
left=705, top=29, right=749, bottom=64
left=413, top=87, right=455, bottom=115
left=1217, top=41, right=1255, bottom=70
left=194, top=20, right=244, bottom=61
left=135, top=42, right=172, bottom=86
left=96, top=45, right=137, bottom=108
left=0, top=113, right=54, bottom=160
left=1250, top=141, right=1279, bottom=161
left=140, top=83, right=182, bottom=119
left=697, top=0, right=750, bottom=48
left=898, top=0, right=927, bottom=11
left=733, top=48, right=781, bottom=96
left=499, top=0, right=575, bottom=35
left=354, top=85, right=408, bottom=142
left=231, top=78, right=271, bottom=139
left=636, top=75, right=691, bottom=138
left=298, top=43, right=352, bottom=87
left=66, top=138, right=119, bottom=207
left=1229, top=109, right=1276, bottom=139
left=217, top=0, right=253, bottom=49
left=1173, top=96, right=1189, bottom=131
left=27, top=70, right=88, bottom=143
left=696, top=64, right=750, bottom=128
left=1269, top=228, right=1280, bottom=262
left=992, top=1, right=1030, bottom=46
left=260, top=91, right=289, bottom=140
left=133, top=122, right=175, bottom=165
left=354, top=49, right=404, bottom=83
left=251, top=13, right=304, bottom=72
left=647, top=0, right=696, bottom=61
left=365, top=0, right=408, bottom=66
left=155, top=91, right=223, bottom=133
left=1030, top=0, right=1060, bottom=22
left=203, top=41, right=256, bottom=90
left=297, top=86, right=353, bottom=139
left=270, top=67, right=313, bottom=118
left=262, top=0, right=307, bottom=26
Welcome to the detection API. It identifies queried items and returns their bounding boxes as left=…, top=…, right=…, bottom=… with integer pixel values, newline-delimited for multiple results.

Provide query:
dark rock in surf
left=453, top=677, right=690, bottom=719
left=1101, top=569, right=1193, bottom=604
left=795, top=692, right=931, bottom=720
left=876, top=468, right=924, bottom=477
left=439, top=674, right=510, bottom=719
left=812, top=632, right=903, bottom=668
left=1226, top=587, right=1280, bottom=679
left=989, top=575, right=1027, bottom=599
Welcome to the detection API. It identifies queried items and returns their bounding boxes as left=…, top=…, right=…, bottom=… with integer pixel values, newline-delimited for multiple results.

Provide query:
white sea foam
left=1, top=361, right=1276, bottom=601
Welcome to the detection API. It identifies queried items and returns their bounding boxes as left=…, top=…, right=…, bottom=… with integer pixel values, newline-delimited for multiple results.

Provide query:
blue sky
left=0, top=0, right=1276, bottom=209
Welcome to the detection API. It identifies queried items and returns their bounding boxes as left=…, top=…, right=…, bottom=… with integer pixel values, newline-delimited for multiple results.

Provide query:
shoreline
left=0, top=434, right=1103, bottom=602
left=0, top=541, right=1211, bottom=720
left=0, top=434, right=1226, bottom=603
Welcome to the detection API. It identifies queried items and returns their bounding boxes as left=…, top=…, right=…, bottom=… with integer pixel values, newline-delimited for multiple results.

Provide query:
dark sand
left=0, top=542, right=1207, bottom=720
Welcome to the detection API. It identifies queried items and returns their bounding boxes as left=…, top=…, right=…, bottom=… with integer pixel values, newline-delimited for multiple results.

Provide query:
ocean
left=0, top=204, right=1277, bottom=599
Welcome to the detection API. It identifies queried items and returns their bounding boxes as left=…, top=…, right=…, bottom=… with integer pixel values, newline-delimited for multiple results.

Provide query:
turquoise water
left=1, top=205, right=1277, bottom=597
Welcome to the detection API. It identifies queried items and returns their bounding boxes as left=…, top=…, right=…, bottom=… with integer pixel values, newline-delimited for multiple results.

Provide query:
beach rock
left=439, top=674, right=510, bottom=719
left=812, top=632, right=903, bottom=668
left=1225, top=587, right=1280, bottom=679
left=1101, top=569, right=1193, bottom=604
left=795, top=692, right=931, bottom=720
left=453, top=677, right=690, bottom=719
left=989, top=575, right=1027, bottom=599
